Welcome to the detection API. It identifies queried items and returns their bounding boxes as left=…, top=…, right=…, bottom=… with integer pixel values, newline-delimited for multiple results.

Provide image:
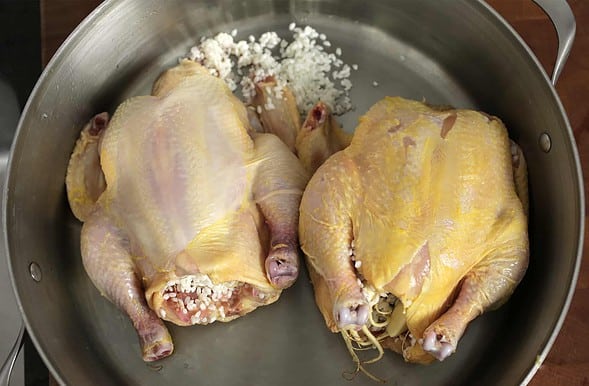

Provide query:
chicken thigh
left=66, top=60, right=308, bottom=361
left=299, top=97, right=529, bottom=367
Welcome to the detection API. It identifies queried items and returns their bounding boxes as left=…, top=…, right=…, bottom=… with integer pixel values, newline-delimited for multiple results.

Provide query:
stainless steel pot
left=3, top=1, right=584, bottom=385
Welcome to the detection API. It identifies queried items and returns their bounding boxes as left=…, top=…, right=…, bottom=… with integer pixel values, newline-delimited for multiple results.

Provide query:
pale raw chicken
left=299, top=97, right=529, bottom=371
left=65, top=60, right=308, bottom=361
left=250, top=75, right=351, bottom=174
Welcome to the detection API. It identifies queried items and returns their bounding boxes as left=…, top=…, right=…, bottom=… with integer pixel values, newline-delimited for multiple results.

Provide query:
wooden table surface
left=40, top=0, right=588, bottom=385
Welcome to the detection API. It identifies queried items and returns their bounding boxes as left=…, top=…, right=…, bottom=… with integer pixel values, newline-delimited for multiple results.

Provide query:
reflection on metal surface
left=28, top=263, right=42, bottom=283
left=532, top=0, right=576, bottom=84
left=539, top=132, right=553, bottom=153
left=0, top=324, right=24, bottom=386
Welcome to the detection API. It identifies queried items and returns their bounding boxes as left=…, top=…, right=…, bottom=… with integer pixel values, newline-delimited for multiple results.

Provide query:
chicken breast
left=66, top=60, right=309, bottom=361
left=299, top=96, right=529, bottom=368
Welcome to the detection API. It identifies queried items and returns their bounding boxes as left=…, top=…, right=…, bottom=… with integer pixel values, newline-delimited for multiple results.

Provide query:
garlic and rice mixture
left=162, top=274, right=273, bottom=324
left=186, top=23, right=357, bottom=115
left=162, top=274, right=238, bottom=323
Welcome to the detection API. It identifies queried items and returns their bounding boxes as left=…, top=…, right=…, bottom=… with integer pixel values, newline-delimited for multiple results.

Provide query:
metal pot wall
left=3, top=0, right=584, bottom=385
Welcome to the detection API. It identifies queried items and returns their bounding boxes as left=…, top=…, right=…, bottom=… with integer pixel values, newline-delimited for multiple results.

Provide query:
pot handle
left=0, top=324, right=25, bottom=386
left=531, top=0, right=576, bottom=85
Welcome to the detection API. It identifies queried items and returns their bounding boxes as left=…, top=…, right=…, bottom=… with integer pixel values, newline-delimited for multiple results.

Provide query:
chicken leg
left=81, top=209, right=174, bottom=361
left=252, top=133, right=309, bottom=289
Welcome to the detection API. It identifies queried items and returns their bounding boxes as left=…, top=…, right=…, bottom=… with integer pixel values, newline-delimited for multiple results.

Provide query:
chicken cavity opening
left=161, top=274, right=269, bottom=325
left=341, top=290, right=410, bottom=382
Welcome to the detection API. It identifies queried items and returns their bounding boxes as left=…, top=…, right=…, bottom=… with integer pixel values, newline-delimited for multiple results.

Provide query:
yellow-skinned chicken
left=299, top=97, right=529, bottom=370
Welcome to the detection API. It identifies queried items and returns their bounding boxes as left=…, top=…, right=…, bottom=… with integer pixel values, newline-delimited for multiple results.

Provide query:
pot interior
left=5, top=1, right=583, bottom=385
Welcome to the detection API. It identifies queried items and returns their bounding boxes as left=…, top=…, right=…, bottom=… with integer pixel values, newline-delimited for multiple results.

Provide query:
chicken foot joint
left=299, top=97, right=529, bottom=373
left=66, top=60, right=309, bottom=361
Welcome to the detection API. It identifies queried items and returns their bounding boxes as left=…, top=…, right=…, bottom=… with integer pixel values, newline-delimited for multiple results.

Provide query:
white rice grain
left=185, top=24, right=358, bottom=116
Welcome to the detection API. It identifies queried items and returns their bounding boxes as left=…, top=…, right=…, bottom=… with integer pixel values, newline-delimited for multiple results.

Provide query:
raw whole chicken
left=65, top=60, right=309, bottom=361
left=299, top=97, right=529, bottom=370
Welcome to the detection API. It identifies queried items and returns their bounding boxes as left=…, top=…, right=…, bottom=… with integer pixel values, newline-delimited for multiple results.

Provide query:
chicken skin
left=299, top=97, right=529, bottom=366
left=66, top=60, right=308, bottom=361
